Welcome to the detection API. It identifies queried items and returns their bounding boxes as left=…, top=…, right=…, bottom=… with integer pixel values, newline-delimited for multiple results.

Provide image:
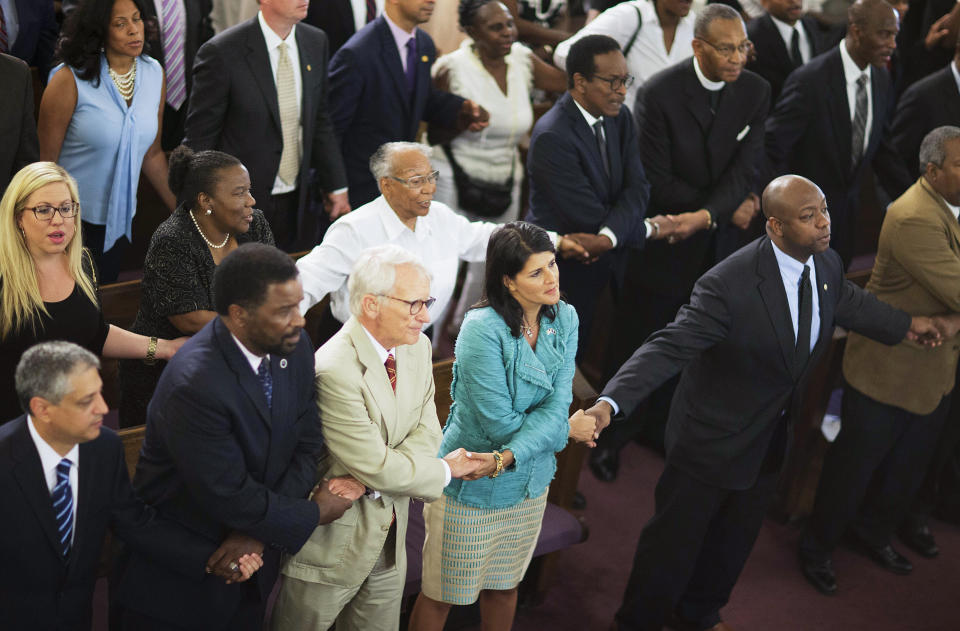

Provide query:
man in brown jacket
left=799, top=125, right=960, bottom=595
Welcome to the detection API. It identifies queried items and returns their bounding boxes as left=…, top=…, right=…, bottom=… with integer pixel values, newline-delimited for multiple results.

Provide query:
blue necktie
left=257, top=358, right=273, bottom=408
left=405, top=38, right=417, bottom=94
left=52, top=458, right=73, bottom=557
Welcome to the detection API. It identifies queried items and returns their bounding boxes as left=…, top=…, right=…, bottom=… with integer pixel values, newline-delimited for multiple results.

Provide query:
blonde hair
left=0, top=162, right=97, bottom=340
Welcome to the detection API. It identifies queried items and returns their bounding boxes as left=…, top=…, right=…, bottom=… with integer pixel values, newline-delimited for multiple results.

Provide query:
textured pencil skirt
left=420, top=490, right=548, bottom=605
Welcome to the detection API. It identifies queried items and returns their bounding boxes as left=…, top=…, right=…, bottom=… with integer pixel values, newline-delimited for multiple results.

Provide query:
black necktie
left=851, top=74, right=868, bottom=170
left=790, top=27, right=802, bottom=68
left=593, top=120, right=610, bottom=178
left=795, top=264, right=812, bottom=373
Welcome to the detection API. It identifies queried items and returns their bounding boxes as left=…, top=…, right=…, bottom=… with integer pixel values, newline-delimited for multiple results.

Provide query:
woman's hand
left=569, top=410, right=598, bottom=447
left=327, top=475, right=366, bottom=500
left=157, top=336, right=190, bottom=361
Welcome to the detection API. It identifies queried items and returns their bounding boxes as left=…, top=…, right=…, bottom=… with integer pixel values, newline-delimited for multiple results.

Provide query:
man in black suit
left=329, top=0, right=488, bottom=208
left=0, top=341, right=258, bottom=631
left=305, top=0, right=379, bottom=56
left=581, top=175, right=938, bottom=631
left=747, top=0, right=829, bottom=101
left=185, top=0, right=347, bottom=250
left=590, top=4, right=769, bottom=482
left=0, top=0, right=57, bottom=81
left=0, top=52, right=38, bottom=193
left=891, top=34, right=960, bottom=176
left=765, top=0, right=913, bottom=268
left=526, top=35, right=653, bottom=360
left=116, top=244, right=360, bottom=631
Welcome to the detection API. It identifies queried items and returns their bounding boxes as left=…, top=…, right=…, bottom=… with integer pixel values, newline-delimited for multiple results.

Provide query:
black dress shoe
left=799, top=553, right=838, bottom=595
left=589, top=446, right=619, bottom=482
left=861, top=543, right=913, bottom=575
left=898, top=523, right=939, bottom=558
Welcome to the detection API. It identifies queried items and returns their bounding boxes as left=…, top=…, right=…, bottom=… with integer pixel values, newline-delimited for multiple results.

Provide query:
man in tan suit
left=271, top=244, right=485, bottom=631
left=799, top=126, right=960, bottom=595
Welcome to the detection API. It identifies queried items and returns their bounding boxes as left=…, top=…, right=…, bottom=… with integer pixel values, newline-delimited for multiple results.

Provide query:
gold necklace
left=108, top=58, right=137, bottom=100
left=189, top=210, right=230, bottom=249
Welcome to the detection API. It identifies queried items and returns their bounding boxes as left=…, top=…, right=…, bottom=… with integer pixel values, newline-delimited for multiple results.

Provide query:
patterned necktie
left=366, top=0, right=377, bottom=23
left=593, top=120, right=610, bottom=178
left=257, top=358, right=273, bottom=408
left=795, top=265, right=812, bottom=373
left=0, top=5, right=8, bottom=54
left=385, top=353, right=397, bottom=392
left=789, top=27, right=802, bottom=68
left=405, top=38, right=417, bottom=94
left=276, top=42, right=301, bottom=186
left=159, top=0, right=187, bottom=109
left=850, top=74, right=868, bottom=170
left=52, top=458, right=74, bottom=557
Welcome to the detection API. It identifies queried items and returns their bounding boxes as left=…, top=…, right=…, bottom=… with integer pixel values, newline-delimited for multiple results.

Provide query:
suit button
left=780, top=409, right=786, bottom=417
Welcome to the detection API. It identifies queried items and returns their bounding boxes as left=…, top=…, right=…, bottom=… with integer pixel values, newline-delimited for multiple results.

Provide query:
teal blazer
left=440, top=302, right=578, bottom=508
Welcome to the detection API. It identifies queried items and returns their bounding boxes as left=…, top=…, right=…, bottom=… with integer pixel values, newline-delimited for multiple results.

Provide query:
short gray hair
left=694, top=3, right=742, bottom=38
left=347, top=245, right=431, bottom=317
left=15, top=341, right=100, bottom=413
left=919, top=126, right=960, bottom=172
left=369, top=142, right=433, bottom=190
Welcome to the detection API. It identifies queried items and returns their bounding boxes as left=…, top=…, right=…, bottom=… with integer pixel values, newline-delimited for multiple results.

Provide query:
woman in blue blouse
left=410, top=221, right=597, bottom=630
left=38, top=0, right=176, bottom=282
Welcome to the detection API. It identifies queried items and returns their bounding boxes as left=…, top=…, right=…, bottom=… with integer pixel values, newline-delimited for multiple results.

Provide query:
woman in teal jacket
left=410, top=221, right=597, bottom=630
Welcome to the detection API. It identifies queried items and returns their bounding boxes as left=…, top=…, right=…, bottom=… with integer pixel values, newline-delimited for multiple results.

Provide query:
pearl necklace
left=108, top=58, right=137, bottom=100
left=189, top=210, right=230, bottom=249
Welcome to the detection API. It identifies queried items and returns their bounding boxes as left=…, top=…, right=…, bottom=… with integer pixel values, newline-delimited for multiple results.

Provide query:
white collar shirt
left=258, top=11, right=303, bottom=195
left=231, top=332, right=269, bottom=374
left=770, top=14, right=812, bottom=64
left=27, top=416, right=80, bottom=544
left=360, top=323, right=394, bottom=365
left=771, top=240, right=821, bottom=352
left=839, top=39, right=873, bottom=149
left=350, top=0, right=384, bottom=33
left=693, top=55, right=725, bottom=91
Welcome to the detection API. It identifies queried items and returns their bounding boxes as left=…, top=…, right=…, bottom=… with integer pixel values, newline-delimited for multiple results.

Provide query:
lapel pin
left=421, top=55, right=428, bottom=63
left=279, top=359, right=288, bottom=369
left=823, top=283, right=828, bottom=291
left=306, top=64, right=312, bottom=71
left=546, top=327, right=556, bottom=335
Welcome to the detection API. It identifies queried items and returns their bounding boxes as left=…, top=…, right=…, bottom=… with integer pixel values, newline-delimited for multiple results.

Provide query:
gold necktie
left=276, top=42, right=301, bottom=186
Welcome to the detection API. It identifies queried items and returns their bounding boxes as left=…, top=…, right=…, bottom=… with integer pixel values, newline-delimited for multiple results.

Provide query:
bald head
left=847, top=0, right=899, bottom=68
left=762, top=175, right=832, bottom=262
left=848, top=0, right=896, bottom=26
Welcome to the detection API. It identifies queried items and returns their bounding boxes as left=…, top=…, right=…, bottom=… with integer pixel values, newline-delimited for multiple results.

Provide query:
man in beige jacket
left=271, top=244, right=485, bottom=630
left=800, top=126, right=960, bottom=595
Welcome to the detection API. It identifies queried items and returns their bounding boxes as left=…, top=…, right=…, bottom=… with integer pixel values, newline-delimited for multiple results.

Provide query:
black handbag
left=441, top=144, right=515, bottom=218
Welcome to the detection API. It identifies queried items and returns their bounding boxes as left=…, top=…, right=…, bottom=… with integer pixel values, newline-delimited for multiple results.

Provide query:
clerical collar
left=693, top=56, right=725, bottom=91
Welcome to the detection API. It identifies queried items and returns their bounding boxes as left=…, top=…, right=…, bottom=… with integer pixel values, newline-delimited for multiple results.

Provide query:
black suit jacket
left=747, top=14, right=827, bottom=102
left=184, top=18, right=347, bottom=225
left=765, top=47, right=913, bottom=265
left=603, top=237, right=910, bottom=490
left=634, top=58, right=770, bottom=295
left=116, top=318, right=324, bottom=630
left=891, top=64, right=960, bottom=177
left=0, top=418, right=211, bottom=631
left=0, top=53, right=38, bottom=194
left=8, top=0, right=57, bottom=78
left=329, top=16, right=465, bottom=207
left=305, top=0, right=357, bottom=56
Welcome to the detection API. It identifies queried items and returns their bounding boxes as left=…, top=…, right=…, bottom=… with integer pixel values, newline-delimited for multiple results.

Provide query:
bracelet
left=144, top=336, right=158, bottom=365
left=489, top=451, right=504, bottom=479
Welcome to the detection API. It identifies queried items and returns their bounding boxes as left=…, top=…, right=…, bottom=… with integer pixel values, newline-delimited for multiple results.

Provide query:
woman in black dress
left=119, top=146, right=275, bottom=427
left=0, top=162, right=184, bottom=423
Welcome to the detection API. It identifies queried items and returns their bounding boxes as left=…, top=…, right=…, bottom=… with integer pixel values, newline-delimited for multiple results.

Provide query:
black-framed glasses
left=592, top=74, right=635, bottom=91
left=379, top=295, right=437, bottom=315
left=22, top=202, right=80, bottom=221
left=389, top=170, right=440, bottom=189
left=698, top=38, right=752, bottom=59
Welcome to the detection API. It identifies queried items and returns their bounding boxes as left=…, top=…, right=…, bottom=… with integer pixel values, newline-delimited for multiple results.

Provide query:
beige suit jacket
left=280, top=317, right=446, bottom=587
left=843, top=177, right=960, bottom=415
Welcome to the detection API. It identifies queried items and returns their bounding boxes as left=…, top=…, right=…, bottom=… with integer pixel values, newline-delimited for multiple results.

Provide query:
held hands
left=906, top=316, right=943, bottom=347
left=323, top=191, right=352, bottom=220
left=311, top=478, right=354, bottom=524
left=205, top=531, right=265, bottom=584
left=583, top=400, right=614, bottom=439
left=568, top=409, right=599, bottom=447
left=662, top=210, right=712, bottom=244
left=459, top=100, right=491, bottom=132
left=564, top=233, right=614, bottom=260
left=731, top=193, right=760, bottom=231
left=557, top=234, right=592, bottom=262
left=443, top=447, right=487, bottom=479
left=327, top=475, right=366, bottom=501
left=446, top=449, right=516, bottom=480
left=646, top=215, right=677, bottom=241
left=931, top=313, right=960, bottom=340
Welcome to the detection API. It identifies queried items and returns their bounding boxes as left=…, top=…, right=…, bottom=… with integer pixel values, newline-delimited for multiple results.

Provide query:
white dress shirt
left=839, top=39, right=873, bottom=151
left=0, top=0, right=19, bottom=48
left=258, top=11, right=303, bottom=195
left=770, top=14, right=812, bottom=65
left=350, top=0, right=384, bottom=33
left=27, top=416, right=80, bottom=544
left=231, top=332, right=268, bottom=373
left=297, top=196, right=497, bottom=327
left=951, top=59, right=960, bottom=95
left=693, top=55, right=724, bottom=91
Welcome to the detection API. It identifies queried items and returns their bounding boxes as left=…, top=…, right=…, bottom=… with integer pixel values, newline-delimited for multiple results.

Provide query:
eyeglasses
left=379, top=295, right=437, bottom=315
left=698, top=38, right=752, bottom=59
left=389, top=170, right=440, bottom=189
left=22, top=202, right=80, bottom=221
left=592, top=74, right=635, bottom=91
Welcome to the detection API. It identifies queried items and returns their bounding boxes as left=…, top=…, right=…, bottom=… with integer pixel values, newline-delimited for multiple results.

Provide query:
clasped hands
left=908, top=314, right=960, bottom=347
left=568, top=400, right=614, bottom=447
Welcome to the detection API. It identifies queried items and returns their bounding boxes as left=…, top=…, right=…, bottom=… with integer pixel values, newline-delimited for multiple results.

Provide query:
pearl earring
left=205, top=208, right=213, bottom=216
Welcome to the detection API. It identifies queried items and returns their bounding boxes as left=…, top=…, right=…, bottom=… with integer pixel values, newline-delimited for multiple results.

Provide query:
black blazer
left=0, top=53, right=38, bottom=194
left=603, top=237, right=910, bottom=490
left=765, top=47, right=913, bottom=265
left=0, top=418, right=211, bottom=631
left=329, top=16, right=465, bottom=207
left=116, top=318, right=324, bottom=630
left=305, top=0, right=357, bottom=56
left=184, top=17, right=347, bottom=223
left=891, top=64, right=960, bottom=177
left=747, top=14, right=827, bottom=102
left=634, top=58, right=770, bottom=295
left=526, top=91, right=650, bottom=248
left=8, top=0, right=57, bottom=78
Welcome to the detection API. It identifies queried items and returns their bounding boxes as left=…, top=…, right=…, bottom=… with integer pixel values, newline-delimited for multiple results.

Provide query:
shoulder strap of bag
left=623, top=3, right=644, bottom=57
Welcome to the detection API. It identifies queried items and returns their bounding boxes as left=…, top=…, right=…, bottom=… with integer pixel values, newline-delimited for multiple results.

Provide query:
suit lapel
left=682, top=62, right=714, bottom=137
left=412, top=30, right=433, bottom=128
left=73, top=441, right=95, bottom=567
left=760, top=15, right=794, bottom=71
left=348, top=320, right=399, bottom=444
left=756, top=239, right=797, bottom=375
left=604, top=115, right=621, bottom=192
left=706, top=79, right=739, bottom=178
left=561, top=94, right=610, bottom=197
left=920, top=177, right=960, bottom=250
left=296, top=24, right=316, bottom=142
left=943, top=67, right=960, bottom=121
left=376, top=18, right=411, bottom=121
left=825, top=50, right=852, bottom=171
left=245, top=21, right=282, bottom=133
left=214, top=319, right=273, bottom=427
left=812, top=254, right=834, bottom=354
left=865, top=67, right=888, bottom=157
left=10, top=420, right=67, bottom=562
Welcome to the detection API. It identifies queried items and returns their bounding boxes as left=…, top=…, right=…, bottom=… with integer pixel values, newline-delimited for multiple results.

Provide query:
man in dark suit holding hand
left=581, top=175, right=940, bottom=631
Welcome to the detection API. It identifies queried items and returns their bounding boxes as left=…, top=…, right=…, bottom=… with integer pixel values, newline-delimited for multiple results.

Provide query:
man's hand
left=558, top=234, right=592, bottom=261
left=311, top=479, right=354, bottom=524
left=569, top=409, right=599, bottom=447
left=565, top=232, right=614, bottom=258
left=205, top=532, right=265, bottom=584
left=443, top=448, right=486, bottom=479
left=906, top=316, right=943, bottom=347
left=323, top=191, right=351, bottom=220
left=664, top=210, right=711, bottom=244
left=731, top=193, right=759, bottom=231
left=932, top=313, right=960, bottom=339
left=582, top=399, right=614, bottom=439
left=459, top=100, right=490, bottom=132
left=328, top=475, right=366, bottom=500
left=925, top=11, right=958, bottom=50
left=647, top=215, right=676, bottom=241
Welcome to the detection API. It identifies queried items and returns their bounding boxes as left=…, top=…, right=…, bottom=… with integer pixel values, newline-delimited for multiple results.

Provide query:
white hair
left=369, top=141, right=433, bottom=190
left=347, top=245, right=431, bottom=318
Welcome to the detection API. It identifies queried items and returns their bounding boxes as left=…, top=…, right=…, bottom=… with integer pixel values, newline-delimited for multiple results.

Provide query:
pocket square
left=736, top=125, right=750, bottom=141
